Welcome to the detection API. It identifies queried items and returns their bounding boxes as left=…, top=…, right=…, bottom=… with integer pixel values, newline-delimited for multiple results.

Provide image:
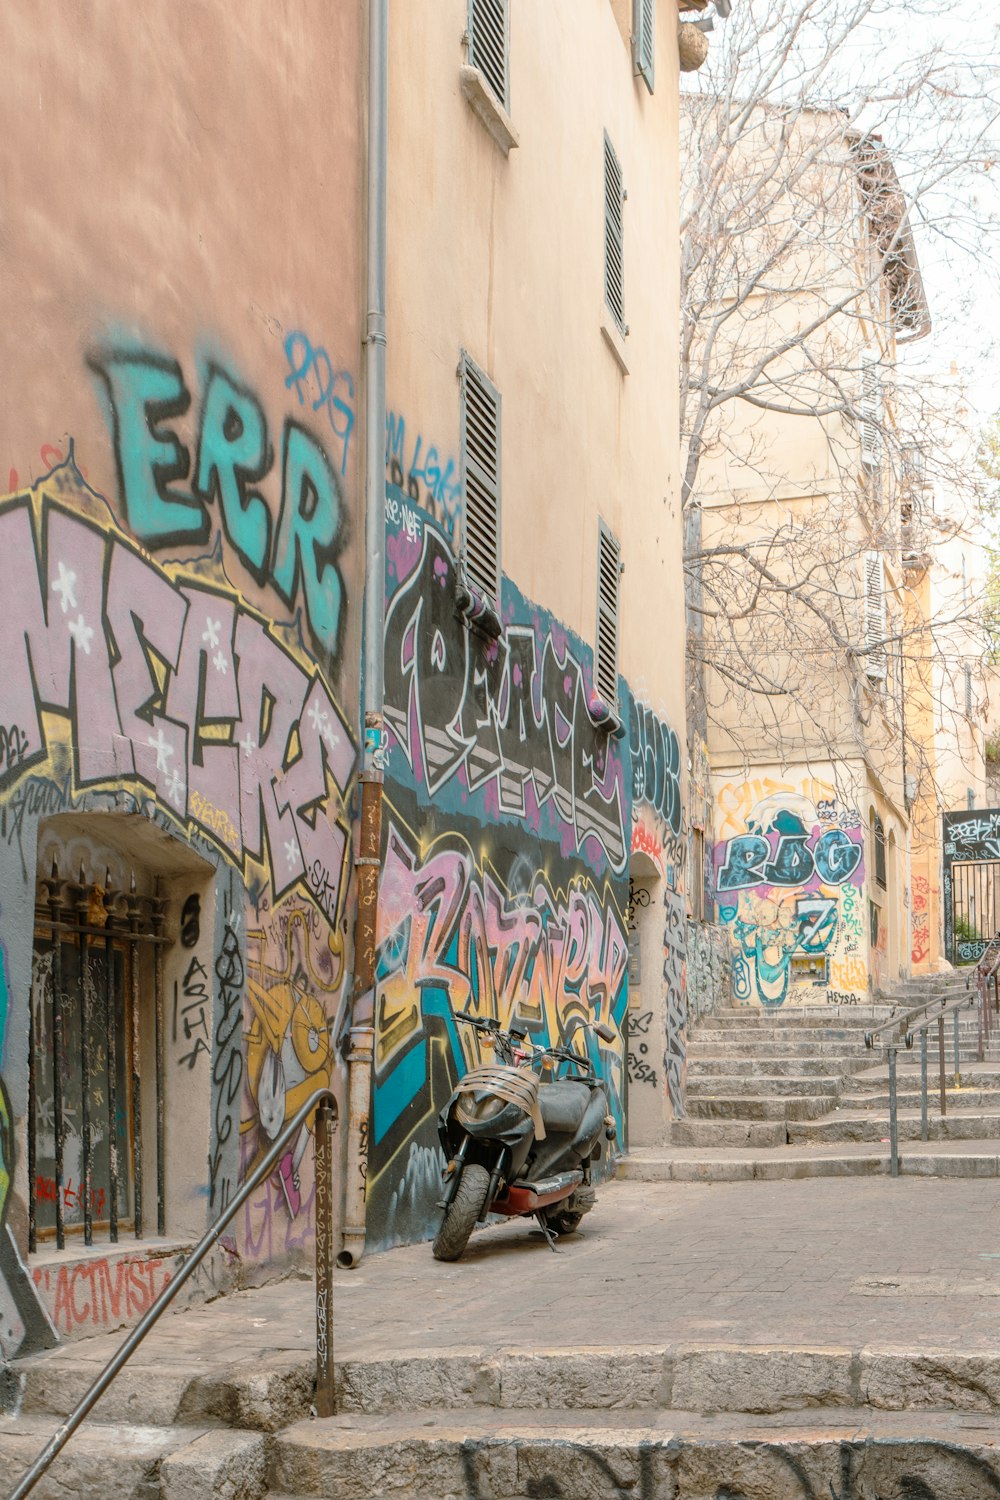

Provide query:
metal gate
left=950, top=859, right=1000, bottom=966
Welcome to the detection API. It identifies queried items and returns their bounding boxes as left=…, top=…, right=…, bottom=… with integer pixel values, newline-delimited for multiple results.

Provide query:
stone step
left=691, top=1039, right=873, bottom=1058
left=669, top=1118, right=790, bottom=1148
left=694, top=1026, right=874, bottom=1044
left=686, top=1093, right=836, bottom=1121
left=0, top=1413, right=267, bottom=1500
left=688, top=1055, right=872, bottom=1078
left=789, top=1111, right=1000, bottom=1145
left=17, top=1348, right=316, bottom=1432
left=621, top=1142, right=1000, bottom=1182
left=837, top=1087, right=1000, bottom=1111
left=270, top=1407, right=1000, bottom=1499
left=687, top=1073, right=844, bottom=1098
left=707, top=1008, right=892, bottom=1026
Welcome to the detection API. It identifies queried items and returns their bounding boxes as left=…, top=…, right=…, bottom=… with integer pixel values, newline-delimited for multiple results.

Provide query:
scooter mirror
left=593, top=1022, right=616, bottom=1043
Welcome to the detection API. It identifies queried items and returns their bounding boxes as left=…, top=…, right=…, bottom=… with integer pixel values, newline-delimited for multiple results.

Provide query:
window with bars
left=596, top=520, right=621, bottom=711
left=459, top=352, right=501, bottom=607
left=859, top=352, right=882, bottom=471
left=604, top=133, right=626, bottom=336
left=468, top=0, right=509, bottom=111
left=632, top=0, right=655, bottom=92
left=863, top=551, right=887, bottom=682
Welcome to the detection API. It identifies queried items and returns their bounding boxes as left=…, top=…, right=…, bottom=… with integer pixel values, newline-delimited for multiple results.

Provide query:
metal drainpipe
left=339, top=0, right=388, bottom=1271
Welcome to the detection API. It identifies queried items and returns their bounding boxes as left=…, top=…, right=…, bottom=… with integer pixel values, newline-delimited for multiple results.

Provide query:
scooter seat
left=538, top=1080, right=589, bottom=1134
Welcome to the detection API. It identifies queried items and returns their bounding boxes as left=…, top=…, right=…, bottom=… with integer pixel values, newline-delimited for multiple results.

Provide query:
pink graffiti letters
left=0, top=482, right=355, bottom=923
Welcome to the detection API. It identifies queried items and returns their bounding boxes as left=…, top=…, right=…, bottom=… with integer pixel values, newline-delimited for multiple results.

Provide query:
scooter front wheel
left=432, top=1163, right=490, bottom=1261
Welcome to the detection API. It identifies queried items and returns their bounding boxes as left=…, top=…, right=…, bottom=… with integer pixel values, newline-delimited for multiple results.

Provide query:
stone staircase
left=624, top=975, right=1000, bottom=1181
left=5, top=1334, right=1000, bottom=1496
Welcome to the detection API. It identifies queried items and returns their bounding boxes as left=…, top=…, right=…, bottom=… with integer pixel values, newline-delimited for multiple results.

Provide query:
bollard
left=938, top=1015, right=947, bottom=1117
left=953, top=1007, right=960, bottom=1086
left=920, top=1029, right=928, bottom=1142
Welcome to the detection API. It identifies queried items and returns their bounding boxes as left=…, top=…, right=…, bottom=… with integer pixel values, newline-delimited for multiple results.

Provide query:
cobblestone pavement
left=34, top=1175, right=1000, bottom=1376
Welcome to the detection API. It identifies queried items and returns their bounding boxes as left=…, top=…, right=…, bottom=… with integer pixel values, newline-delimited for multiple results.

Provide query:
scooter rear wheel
left=432, top=1163, right=490, bottom=1261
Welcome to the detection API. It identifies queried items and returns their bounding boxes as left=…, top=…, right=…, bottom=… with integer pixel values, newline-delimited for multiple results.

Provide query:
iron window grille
left=467, top=0, right=509, bottom=111
left=29, top=864, right=167, bottom=1253
left=459, top=352, right=502, bottom=608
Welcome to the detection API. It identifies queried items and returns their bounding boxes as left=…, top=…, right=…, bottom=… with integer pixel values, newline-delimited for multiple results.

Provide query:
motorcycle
left=431, top=1012, right=618, bottom=1261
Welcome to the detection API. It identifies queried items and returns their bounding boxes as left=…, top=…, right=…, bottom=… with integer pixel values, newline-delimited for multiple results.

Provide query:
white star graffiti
left=52, top=562, right=77, bottom=614
left=284, top=838, right=299, bottom=870
left=202, top=618, right=221, bottom=649
left=322, top=721, right=340, bottom=752
left=241, top=733, right=256, bottom=759
left=212, top=650, right=228, bottom=675
left=67, top=614, right=94, bottom=655
left=147, top=728, right=174, bottom=775
left=165, top=765, right=185, bottom=809
left=307, top=700, right=327, bottom=734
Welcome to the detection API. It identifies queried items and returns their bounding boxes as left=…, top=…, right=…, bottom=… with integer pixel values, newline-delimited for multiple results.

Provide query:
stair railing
left=9, top=1087, right=338, bottom=1500
left=864, top=979, right=995, bottom=1178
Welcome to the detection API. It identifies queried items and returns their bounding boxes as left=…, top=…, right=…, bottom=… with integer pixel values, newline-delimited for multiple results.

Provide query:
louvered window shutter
left=460, top=353, right=501, bottom=607
left=596, top=522, right=621, bottom=710
left=604, top=134, right=626, bottom=335
left=860, top=353, right=882, bottom=471
left=469, top=0, right=509, bottom=110
left=632, top=0, right=655, bottom=92
left=863, top=551, right=887, bottom=681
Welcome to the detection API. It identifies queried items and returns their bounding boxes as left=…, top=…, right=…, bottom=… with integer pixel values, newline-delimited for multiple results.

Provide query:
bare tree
left=681, top=0, right=1000, bottom=800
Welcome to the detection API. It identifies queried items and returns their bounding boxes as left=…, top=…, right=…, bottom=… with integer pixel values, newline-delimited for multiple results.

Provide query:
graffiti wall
left=714, top=776, right=867, bottom=1007
left=368, top=490, right=634, bottom=1246
left=0, top=339, right=358, bottom=1357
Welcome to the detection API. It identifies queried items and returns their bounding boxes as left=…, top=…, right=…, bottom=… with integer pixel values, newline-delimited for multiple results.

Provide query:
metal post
left=127, top=873, right=142, bottom=1238
left=953, top=1007, right=960, bottom=1086
left=314, top=1100, right=336, bottom=1417
left=920, top=1028, right=928, bottom=1141
left=48, top=862, right=66, bottom=1250
left=938, top=1014, right=947, bottom=1117
left=104, top=874, right=119, bottom=1244
left=888, top=1045, right=899, bottom=1177
left=27, top=988, right=35, bottom=1254
left=75, top=865, right=94, bottom=1248
left=978, top=978, right=986, bottom=1062
left=152, top=878, right=166, bottom=1237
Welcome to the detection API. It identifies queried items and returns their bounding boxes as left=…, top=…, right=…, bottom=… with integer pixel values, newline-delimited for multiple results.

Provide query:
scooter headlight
left=456, top=1091, right=505, bottom=1126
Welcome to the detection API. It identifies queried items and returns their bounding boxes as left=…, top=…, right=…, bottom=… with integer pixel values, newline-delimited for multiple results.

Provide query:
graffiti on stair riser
left=459, top=1437, right=1000, bottom=1499
left=714, top=784, right=865, bottom=1008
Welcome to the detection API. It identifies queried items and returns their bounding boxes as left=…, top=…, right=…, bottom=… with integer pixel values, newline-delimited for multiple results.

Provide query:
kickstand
left=535, top=1213, right=560, bottom=1252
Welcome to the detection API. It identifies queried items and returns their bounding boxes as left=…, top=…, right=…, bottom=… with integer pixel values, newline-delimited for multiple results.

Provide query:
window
left=863, top=551, right=887, bottom=682
left=459, top=352, right=501, bottom=607
left=596, top=520, right=622, bottom=710
left=632, top=0, right=655, bottom=92
left=691, top=827, right=705, bottom=922
left=604, top=133, right=626, bottom=336
left=874, top=814, right=887, bottom=890
left=468, top=0, right=509, bottom=111
left=859, top=352, right=882, bottom=471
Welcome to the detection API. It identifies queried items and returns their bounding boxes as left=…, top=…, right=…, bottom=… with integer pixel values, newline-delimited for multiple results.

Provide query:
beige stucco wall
left=386, top=0, right=683, bottom=735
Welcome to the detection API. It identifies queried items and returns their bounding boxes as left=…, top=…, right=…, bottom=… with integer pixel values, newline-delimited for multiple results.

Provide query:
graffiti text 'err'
left=90, top=350, right=346, bottom=657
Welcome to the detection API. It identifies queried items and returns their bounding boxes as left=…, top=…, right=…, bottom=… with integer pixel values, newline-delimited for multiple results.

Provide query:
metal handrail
left=9, top=1087, right=338, bottom=1500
